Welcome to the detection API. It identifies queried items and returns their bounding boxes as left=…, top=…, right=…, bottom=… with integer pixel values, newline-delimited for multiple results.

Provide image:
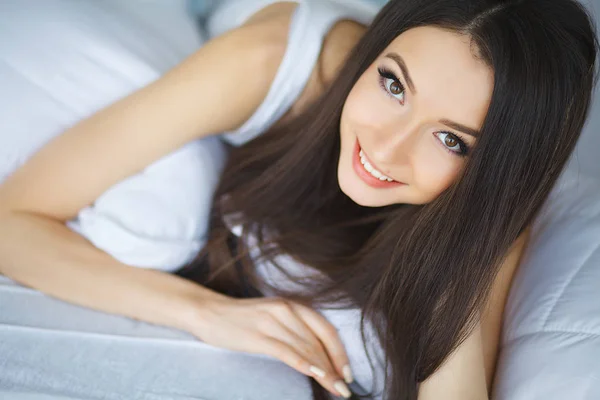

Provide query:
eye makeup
left=376, top=66, right=471, bottom=157
left=377, top=67, right=406, bottom=105
left=434, top=131, right=470, bottom=157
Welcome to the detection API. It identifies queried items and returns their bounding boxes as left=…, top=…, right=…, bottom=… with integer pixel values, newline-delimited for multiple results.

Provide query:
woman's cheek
left=414, top=151, right=460, bottom=202
left=346, top=79, right=386, bottom=125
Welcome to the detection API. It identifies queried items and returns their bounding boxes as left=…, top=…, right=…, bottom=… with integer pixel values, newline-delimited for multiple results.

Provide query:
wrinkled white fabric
left=0, top=0, right=227, bottom=272
left=1, top=0, right=600, bottom=400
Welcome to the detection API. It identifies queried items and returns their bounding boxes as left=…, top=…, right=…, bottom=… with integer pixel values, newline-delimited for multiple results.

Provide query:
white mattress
left=0, top=0, right=599, bottom=399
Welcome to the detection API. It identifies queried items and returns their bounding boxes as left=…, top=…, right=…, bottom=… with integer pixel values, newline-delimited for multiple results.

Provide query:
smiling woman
left=199, top=1, right=598, bottom=399
left=0, top=1, right=597, bottom=400
left=338, top=26, right=493, bottom=207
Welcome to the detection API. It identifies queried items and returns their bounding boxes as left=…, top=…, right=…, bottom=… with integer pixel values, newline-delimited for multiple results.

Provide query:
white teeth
left=358, top=148, right=395, bottom=182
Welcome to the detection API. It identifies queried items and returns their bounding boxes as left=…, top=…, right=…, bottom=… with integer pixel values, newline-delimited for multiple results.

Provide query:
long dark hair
left=177, top=0, right=598, bottom=398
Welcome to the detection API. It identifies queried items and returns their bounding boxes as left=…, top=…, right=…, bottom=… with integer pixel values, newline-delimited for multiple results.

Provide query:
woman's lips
left=352, top=139, right=406, bottom=188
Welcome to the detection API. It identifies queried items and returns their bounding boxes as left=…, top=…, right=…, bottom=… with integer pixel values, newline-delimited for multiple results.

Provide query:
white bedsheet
left=0, top=275, right=312, bottom=400
left=1, top=0, right=600, bottom=399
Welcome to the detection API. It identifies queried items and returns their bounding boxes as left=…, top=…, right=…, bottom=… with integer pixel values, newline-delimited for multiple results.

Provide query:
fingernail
left=334, top=380, right=352, bottom=398
left=342, top=364, right=354, bottom=384
left=309, top=365, right=326, bottom=378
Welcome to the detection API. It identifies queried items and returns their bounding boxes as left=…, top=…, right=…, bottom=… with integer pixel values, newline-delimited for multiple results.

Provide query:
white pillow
left=493, top=168, right=600, bottom=400
left=0, top=0, right=226, bottom=271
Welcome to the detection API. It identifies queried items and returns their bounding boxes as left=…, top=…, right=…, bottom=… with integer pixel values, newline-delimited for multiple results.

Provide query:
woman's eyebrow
left=440, top=119, right=480, bottom=138
left=384, top=52, right=417, bottom=94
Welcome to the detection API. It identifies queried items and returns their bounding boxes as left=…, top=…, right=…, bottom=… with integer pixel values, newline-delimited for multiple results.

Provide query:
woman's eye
left=435, top=131, right=469, bottom=156
left=378, top=67, right=406, bottom=105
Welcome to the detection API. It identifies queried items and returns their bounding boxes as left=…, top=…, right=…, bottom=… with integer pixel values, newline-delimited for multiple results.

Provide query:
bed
left=1, top=0, right=599, bottom=399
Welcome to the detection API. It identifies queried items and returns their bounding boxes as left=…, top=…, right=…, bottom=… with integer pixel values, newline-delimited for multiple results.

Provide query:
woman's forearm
left=0, top=211, right=225, bottom=334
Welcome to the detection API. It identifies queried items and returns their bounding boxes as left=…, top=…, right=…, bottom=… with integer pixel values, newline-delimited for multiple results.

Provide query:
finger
left=259, top=336, right=352, bottom=399
left=290, top=303, right=353, bottom=383
left=258, top=314, right=340, bottom=380
left=269, top=303, right=336, bottom=363
left=270, top=307, right=353, bottom=391
left=255, top=311, right=349, bottom=397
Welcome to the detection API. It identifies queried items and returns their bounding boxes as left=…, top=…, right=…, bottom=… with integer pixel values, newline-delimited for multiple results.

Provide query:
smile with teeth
left=359, top=150, right=395, bottom=182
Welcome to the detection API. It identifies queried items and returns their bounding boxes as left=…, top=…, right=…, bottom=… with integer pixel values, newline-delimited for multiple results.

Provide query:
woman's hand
left=192, top=296, right=354, bottom=398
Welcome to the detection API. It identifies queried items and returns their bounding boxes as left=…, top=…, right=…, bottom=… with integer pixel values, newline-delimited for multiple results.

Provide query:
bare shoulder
left=480, top=225, right=532, bottom=391
left=504, top=225, right=532, bottom=276
left=318, top=19, right=369, bottom=86
left=272, top=18, right=367, bottom=127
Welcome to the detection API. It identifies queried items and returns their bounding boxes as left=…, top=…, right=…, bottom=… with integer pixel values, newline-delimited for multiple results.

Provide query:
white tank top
left=207, top=0, right=380, bottom=147
left=207, top=1, right=388, bottom=397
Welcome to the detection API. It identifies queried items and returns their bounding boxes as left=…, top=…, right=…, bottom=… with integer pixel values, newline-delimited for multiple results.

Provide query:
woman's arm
left=0, top=5, right=295, bottom=328
left=417, top=229, right=531, bottom=400
left=0, top=12, right=293, bottom=220
left=0, top=210, right=227, bottom=333
left=418, top=321, right=489, bottom=400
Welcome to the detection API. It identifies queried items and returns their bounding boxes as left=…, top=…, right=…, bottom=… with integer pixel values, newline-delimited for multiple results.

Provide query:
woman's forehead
left=381, top=26, right=494, bottom=130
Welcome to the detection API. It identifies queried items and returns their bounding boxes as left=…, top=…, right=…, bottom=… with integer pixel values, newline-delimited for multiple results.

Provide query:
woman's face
left=338, top=26, right=494, bottom=207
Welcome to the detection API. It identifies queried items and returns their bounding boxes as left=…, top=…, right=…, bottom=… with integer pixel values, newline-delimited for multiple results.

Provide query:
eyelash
left=377, top=67, right=406, bottom=104
left=376, top=66, right=470, bottom=157
left=435, top=131, right=470, bottom=157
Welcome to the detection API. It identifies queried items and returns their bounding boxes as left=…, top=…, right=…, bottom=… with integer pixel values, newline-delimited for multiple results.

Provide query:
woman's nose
left=370, top=121, right=420, bottom=164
